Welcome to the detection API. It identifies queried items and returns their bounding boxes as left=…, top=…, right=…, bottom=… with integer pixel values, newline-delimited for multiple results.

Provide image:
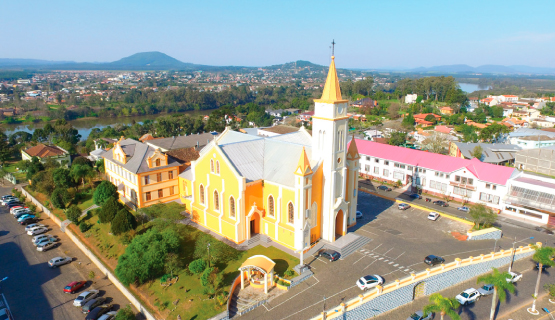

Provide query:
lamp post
left=207, top=243, right=211, bottom=268
left=509, top=236, right=533, bottom=273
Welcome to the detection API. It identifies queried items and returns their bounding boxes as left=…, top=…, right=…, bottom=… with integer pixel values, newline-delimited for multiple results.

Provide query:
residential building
left=504, top=173, right=555, bottom=226
left=507, top=128, right=555, bottom=149
left=449, top=142, right=521, bottom=165
left=298, top=111, right=314, bottom=122
left=405, top=94, right=418, bottom=104
left=22, top=144, right=71, bottom=166
left=102, top=137, right=184, bottom=209
left=352, top=98, right=377, bottom=108
left=178, top=56, right=360, bottom=250
left=440, top=106, right=453, bottom=115
left=434, top=125, right=454, bottom=134
left=413, top=113, right=441, bottom=126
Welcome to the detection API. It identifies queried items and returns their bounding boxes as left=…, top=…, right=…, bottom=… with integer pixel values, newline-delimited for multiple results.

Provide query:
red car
left=64, top=281, right=87, bottom=294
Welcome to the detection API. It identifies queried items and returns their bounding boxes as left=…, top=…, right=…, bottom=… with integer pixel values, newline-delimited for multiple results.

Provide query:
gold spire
left=314, top=56, right=348, bottom=104
left=347, top=135, right=360, bottom=160
left=295, top=147, right=313, bottom=176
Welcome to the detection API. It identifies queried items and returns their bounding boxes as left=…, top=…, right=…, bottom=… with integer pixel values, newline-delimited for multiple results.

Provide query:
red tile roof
left=24, top=144, right=67, bottom=158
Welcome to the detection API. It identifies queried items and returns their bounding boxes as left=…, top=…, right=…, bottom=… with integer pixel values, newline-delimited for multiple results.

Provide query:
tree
left=71, top=163, right=94, bottom=189
left=188, top=258, right=207, bottom=274
left=421, top=133, right=449, bottom=154
left=477, top=268, right=516, bottom=320
left=51, top=188, right=70, bottom=209
left=52, top=168, right=73, bottom=189
left=0, top=130, right=11, bottom=166
left=99, top=197, right=120, bottom=223
left=468, top=204, right=497, bottom=229
left=471, top=145, right=483, bottom=160
left=138, top=202, right=186, bottom=221
left=66, top=205, right=81, bottom=224
left=402, top=113, right=415, bottom=129
left=114, top=306, right=136, bottom=320
left=387, top=131, right=407, bottom=147
left=93, top=181, right=118, bottom=206
left=115, top=228, right=181, bottom=285
left=165, top=253, right=182, bottom=278
left=111, top=208, right=137, bottom=235
left=387, top=103, right=401, bottom=119
left=422, top=293, right=460, bottom=320
left=529, top=245, right=555, bottom=313
left=193, top=233, right=240, bottom=265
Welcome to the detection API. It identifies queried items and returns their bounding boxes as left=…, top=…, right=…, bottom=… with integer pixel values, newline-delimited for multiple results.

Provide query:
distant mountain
left=106, top=51, right=193, bottom=69
left=0, top=58, right=74, bottom=67
left=267, top=60, right=325, bottom=70
left=407, top=64, right=555, bottom=75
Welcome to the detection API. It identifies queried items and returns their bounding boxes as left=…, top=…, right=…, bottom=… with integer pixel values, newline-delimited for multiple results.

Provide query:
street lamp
left=509, top=236, right=534, bottom=273
left=207, top=243, right=211, bottom=268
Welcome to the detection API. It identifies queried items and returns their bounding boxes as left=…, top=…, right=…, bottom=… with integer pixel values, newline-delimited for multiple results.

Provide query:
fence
left=20, top=187, right=157, bottom=320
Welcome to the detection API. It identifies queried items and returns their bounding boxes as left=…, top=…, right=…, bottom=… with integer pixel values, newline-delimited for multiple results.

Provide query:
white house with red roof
left=354, top=139, right=518, bottom=210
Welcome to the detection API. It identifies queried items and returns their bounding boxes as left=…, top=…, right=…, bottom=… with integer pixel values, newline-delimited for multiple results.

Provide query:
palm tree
left=530, top=245, right=555, bottom=313
left=422, top=293, right=461, bottom=320
left=477, top=268, right=516, bottom=320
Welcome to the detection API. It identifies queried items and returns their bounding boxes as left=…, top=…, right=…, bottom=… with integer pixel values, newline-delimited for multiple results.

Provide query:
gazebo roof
left=239, top=255, right=276, bottom=274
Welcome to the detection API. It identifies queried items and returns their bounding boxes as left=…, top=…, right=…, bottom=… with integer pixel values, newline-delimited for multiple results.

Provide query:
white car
left=33, top=233, right=54, bottom=243
left=456, top=288, right=481, bottom=305
left=37, top=241, right=57, bottom=252
left=407, top=310, right=433, bottom=320
left=457, top=206, right=470, bottom=212
left=506, top=271, right=522, bottom=283
left=25, top=223, right=45, bottom=232
left=73, top=290, right=99, bottom=307
left=27, top=226, right=48, bottom=236
left=427, top=212, right=440, bottom=221
left=98, top=311, right=118, bottom=320
left=356, top=275, right=384, bottom=291
left=34, top=238, right=55, bottom=247
left=478, top=284, right=494, bottom=295
left=1, top=197, right=17, bottom=205
left=10, top=207, right=28, bottom=214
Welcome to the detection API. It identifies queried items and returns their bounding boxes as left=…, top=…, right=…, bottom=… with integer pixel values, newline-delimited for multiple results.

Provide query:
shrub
left=188, top=259, right=207, bottom=274
left=201, top=267, right=215, bottom=287
left=111, top=209, right=137, bottom=235
left=114, top=305, right=136, bottom=320
left=119, top=232, right=133, bottom=245
left=284, top=269, right=295, bottom=278
left=66, top=205, right=82, bottom=224
left=99, top=197, right=119, bottom=223
left=93, top=181, right=118, bottom=206
left=51, top=188, right=70, bottom=209
left=88, top=271, right=96, bottom=280
left=80, top=222, right=92, bottom=233
left=160, top=274, right=171, bottom=283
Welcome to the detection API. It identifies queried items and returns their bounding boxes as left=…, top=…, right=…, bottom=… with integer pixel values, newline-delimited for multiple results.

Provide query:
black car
left=85, top=304, right=112, bottom=320
left=424, top=255, right=445, bottom=266
left=317, top=249, right=340, bottom=262
left=409, top=193, right=422, bottom=199
left=82, top=297, right=107, bottom=314
left=6, top=202, right=23, bottom=209
left=433, top=200, right=449, bottom=207
left=377, top=185, right=392, bottom=192
left=19, top=217, right=37, bottom=225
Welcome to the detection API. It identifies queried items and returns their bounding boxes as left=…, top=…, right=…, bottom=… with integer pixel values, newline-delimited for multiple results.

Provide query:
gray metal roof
left=102, top=138, right=182, bottom=174
left=179, top=167, right=193, bottom=180
left=269, top=130, right=312, bottom=146
left=509, top=128, right=555, bottom=138
left=454, top=142, right=521, bottom=164
left=146, top=132, right=218, bottom=151
left=218, top=130, right=263, bottom=145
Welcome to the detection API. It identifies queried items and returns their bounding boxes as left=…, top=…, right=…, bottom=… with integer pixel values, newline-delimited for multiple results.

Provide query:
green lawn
left=2, top=162, right=27, bottom=182
left=77, top=193, right=95, bottom=211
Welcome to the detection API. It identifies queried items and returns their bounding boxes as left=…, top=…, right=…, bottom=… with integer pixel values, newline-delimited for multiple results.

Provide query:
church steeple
left=314, top=56, right=348, bottom=104
left=347, top=135, right=360, bottom=160
left=295, top=147, right=313, bottom=176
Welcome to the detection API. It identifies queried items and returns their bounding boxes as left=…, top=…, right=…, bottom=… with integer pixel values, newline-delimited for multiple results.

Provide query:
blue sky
left=3, top=0, right=555, bottom=68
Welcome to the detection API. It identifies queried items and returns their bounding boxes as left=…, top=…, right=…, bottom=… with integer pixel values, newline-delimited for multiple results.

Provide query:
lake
left=2, top=109, right=212, bottom=140
left=458, top=82, right=491, bottom=93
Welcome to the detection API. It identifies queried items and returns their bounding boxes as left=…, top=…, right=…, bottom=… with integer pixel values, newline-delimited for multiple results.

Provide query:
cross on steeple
left=331, top=39, right=336, bottom=56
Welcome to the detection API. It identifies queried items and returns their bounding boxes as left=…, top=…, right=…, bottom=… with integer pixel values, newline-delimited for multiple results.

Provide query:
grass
left=77, top=193, right=95, bottom=211
left=2, top=162, right=27, bottom=182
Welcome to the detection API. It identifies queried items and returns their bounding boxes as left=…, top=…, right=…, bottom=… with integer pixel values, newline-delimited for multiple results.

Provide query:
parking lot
left=241, top=191, right=518, bottom=320
left=0, top=185, right=139, bottom=320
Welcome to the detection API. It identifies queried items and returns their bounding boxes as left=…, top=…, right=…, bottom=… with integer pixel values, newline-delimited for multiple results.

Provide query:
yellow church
left=178, top=56, right=360, bottom=252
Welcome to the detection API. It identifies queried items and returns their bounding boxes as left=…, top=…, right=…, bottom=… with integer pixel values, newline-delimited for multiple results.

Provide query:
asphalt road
left=239, top=190, right=552, bottom=320
left=0, top=185, right=139, bottom=320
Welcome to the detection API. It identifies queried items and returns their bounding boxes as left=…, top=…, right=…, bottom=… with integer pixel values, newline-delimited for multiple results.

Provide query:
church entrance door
left=249, top=212, right=260, bottom=237
left=335, top=210, right=344, bottom=241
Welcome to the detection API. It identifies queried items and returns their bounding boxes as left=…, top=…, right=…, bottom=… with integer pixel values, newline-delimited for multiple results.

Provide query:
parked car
left=432, top=200, right=448, bottom=207
left=14, top=211, right=32, bottom=219
left=25, top=223, right=45, bottom=232
left=85, top=304, right=112, bottom=320
left=82, top=297, right=107, bottom=313
left=407, top=310, right=433, bottom=320
left=317, top=249, right=340, bottom=262
left=456, top=288, right=481, bottom=305
left=10, top=206, right=28, bottom=214
left=19, top=217, right=37, bottom=225
left=0, top=307, right=10, bottom=320
left=356, top=275, right=384, bottom=291
left=409, top=193, right=422, bottom=199
left=457, top=206, right=470, bottom=212
left=398, top=203, right=411, bottom=210
left=64, top=280, right=87, bottom=294
left=73, top=290, right=100, bottom=307
left=1, top=195, right=16, bottom=201
left=98, top=311, right=117, bottom=320
left=34, top=238, right=56, bottom=247
left=427, top=212, right=440, bottom=221
left=377, top=185, right=392, bottom=191
left=37, top=241, right=58, bottom=252
left=2, top=198, right=19, bottom=206
left=356, top=211, right=363, bottom=219
left=535, top=259, right=554, bottom=270
left=48, top=256, right=72, bottom=268
left=477, top=284, right=494, bottom=296
left=17, top=214, right=35, bottom=222
left=12, top=208, right=30, bottom=216
left=27, top=226, right=48, bottom=236
left=506, top=271, right=522, bottom=283
left=33, top=234, right=56, bottom=244
left=424, top=255, right=445, bottom=266
left=6, top=202, right=23, bottom=209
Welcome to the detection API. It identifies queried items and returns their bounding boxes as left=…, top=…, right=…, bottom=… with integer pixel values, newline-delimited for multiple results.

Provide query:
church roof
left=314, top=56, right=348, bottom=104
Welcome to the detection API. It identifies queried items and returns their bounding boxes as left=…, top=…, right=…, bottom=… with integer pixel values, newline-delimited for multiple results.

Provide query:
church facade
left=178, top=56, right=360, bottom=251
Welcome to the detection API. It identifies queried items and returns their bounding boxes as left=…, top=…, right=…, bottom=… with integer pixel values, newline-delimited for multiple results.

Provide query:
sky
left=3, top=0, right=555, bottom=68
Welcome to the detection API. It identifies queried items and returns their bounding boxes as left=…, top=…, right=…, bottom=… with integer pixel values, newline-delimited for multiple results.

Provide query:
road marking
left=264, top=276, right=320, bottom=312
left=353, top=255, right=367, bottom=265
left=388, top=261, right=394, bottom=264
left=371, top=243, right=383, bottom=251
left=394, top=251, right=406, bottom=260
left=363, top=259, right=379, bottom=271
left=443, top=248, right=495, bottom=258
left=357, top=228, right=379, bottom=236
left=404, top=269, right=410, bottom=272
left=316, top=257, right=328, bottom=264
left=382, top=248, right=394, bottom=257
left=393, top=264, right=399, bottom=267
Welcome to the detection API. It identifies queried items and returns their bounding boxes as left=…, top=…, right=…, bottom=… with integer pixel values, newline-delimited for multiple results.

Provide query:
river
left=1, top=109, right=212, bottom=140
left=458, top=82, right=491, bottom=93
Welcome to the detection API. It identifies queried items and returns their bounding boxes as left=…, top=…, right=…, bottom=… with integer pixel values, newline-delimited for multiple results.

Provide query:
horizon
left=2, top=0, right=555, bottom=69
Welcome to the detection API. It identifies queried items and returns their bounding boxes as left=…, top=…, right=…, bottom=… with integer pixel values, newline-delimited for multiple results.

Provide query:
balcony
left=449, top=181, right=476, bottom=191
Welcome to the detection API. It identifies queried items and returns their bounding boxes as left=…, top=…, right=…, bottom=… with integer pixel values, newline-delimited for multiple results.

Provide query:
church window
left=216, top=161, right=220, bottom=174
left=288, top=202, right=294, bottom=224
left=199, top=184, right=205, bottom=204
left=268, top=196, right=275, bottom=217
left=210, top=159, right=214, bottom=173
left=229, top=196, right=235, bottom=218
left=214, top=190, right=219, bottom=211
left=155, top=159, right=160, bottom=167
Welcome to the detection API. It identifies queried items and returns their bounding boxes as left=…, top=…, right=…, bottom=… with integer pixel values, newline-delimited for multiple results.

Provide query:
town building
left=413, top=113, right=441, bottom=126
left=177, top=56, right=360, bottom=251
left=449, top=142, right=521, bottom=165
left=506, top=128, right=555, bottom=149
left=145, top=132, right=218, bottom=152
left=405, top=94, right=418, bottom=104
left=505, top=173, right=555, bottom=226
left=440, top=107, right=453, bottom=115
left=514, top=146, right=555, bottom=174
left=22, top=144, right=71, bottom=166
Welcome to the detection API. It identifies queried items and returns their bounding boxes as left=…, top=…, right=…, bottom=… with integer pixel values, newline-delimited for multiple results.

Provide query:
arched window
left=214, top=190, right=219, bottom=211
left=155, top=158, right=161, bottom=167
left=199, top=184, right=205, bottom=204
left=210, top=159, right=214, bottom=173
left=216, top=161, right=220, bottom=174
left=288, top=202, right=294, bottom=224
left=268, top=195, right=274, bottom=217
left=229, top=196, right=235, bottom=218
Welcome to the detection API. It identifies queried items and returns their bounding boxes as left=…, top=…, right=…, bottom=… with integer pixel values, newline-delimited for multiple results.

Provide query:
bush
left=66, top=205, right=81, bottom=224
left=119, top=232, right=133, bottom=245
left=111, top=208, right=137, bottom=235
left=160, top=274, right=171, bottom=283
left=99, top=197, right=120, bottom=223
left=114, top=305, right=136, bottom=320
left=188, top=259, right=207, bottom=274
left=201, top=267, right=215, bottom=287
left=80, top=221, right=92, bottom=233
left=51, top=188, right=70, bottom=209
left=284, top=269, right=295, bottom=278
left=93, top=181, right=118, bottom=206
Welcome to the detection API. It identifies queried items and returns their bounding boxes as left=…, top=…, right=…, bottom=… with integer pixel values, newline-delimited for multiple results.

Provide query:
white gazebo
left=238, top=255, right=276, bottom=294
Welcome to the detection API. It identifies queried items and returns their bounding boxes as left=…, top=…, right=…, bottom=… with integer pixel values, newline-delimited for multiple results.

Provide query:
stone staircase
left=228, top=283, right=241, bottom=318
left=327, top=234, right=372, bottom=259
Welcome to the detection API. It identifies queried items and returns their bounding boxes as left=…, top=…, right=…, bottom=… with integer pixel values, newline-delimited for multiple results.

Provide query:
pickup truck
left=506, top=271, right=522, bottom=283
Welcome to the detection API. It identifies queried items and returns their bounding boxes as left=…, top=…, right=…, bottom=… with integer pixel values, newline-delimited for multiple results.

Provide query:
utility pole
left=509, top=236, right=533, bottom=273
left=207, top=242, right=211, bottom=268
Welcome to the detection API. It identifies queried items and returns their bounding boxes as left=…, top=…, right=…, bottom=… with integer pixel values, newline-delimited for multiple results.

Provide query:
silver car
left=37, top=242, right=57, bottom=252
left=478, top=284, right=494, bottom=295
left=25, top=223, right=45, bottom=232
left=73, top=290, right=99, bottom=307
left=48, top=256, right=72, bottom=268
left=28, top=226, right=48, bottom=236
left=407, top=310, right=433, bottom=320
